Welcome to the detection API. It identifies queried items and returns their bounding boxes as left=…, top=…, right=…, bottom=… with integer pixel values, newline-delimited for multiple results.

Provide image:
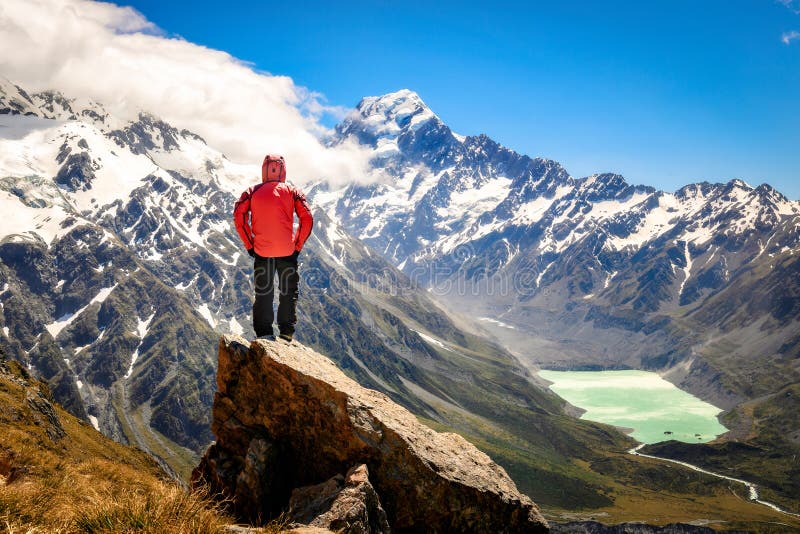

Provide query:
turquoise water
left=538, top=369, right=728, bottom=444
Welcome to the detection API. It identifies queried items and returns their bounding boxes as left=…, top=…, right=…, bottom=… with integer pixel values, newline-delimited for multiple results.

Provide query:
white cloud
left=782, top=30, right=800, bottom=44
left=0, top=0, right=377, bottom=186
left=777, top=0, right=800, bottom=15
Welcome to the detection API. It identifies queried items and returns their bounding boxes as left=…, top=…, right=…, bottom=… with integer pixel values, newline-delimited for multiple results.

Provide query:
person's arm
left=292, top=188, right=314, bottom=252
left=233, top=188, right=255, bottom=254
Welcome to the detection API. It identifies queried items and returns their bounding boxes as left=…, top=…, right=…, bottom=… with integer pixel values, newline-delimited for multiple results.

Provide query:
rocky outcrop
left=0, top=358, right=65, bottom=442
left=55, top=151, right=96, bottom=191
left=192, top=335, right=548, bottom=533
left=289, top=464, right=389, bottom=534
left=25, top=388, right=65, bottom=441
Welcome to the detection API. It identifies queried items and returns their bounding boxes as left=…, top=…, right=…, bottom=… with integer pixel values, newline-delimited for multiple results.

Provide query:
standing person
left=233, top=155, right=313, bottom=341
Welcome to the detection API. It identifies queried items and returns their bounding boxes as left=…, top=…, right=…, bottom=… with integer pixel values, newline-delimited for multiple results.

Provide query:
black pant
left=253, top=254, right=299, bottom=337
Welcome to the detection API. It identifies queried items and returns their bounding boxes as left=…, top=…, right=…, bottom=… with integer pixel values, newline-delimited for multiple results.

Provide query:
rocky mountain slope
left=0, top=78, right=623, bottom=503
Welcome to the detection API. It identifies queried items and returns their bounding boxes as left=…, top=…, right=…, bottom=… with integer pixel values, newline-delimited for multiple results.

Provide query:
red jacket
left=233, top=178, right=313, bottom=258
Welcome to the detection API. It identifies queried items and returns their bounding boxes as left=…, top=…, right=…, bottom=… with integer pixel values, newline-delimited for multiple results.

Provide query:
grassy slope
left=0, top=358, right=230, bottom=533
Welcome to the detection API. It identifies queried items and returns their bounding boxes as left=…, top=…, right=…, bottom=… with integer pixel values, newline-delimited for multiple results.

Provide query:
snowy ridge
left=0, top=79, right=268, bottom=342
left=0, top=79, right=283, bottom=450
left=0, top=83, right=256, bottom=248
left=313, top=88, right=800, bottom=312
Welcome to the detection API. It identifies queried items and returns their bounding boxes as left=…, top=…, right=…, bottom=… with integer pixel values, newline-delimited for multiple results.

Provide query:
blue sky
left=125, top=0, right=800, bottom=198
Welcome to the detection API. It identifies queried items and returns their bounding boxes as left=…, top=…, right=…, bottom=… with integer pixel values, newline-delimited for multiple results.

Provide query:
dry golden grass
left=0, top=362, right=235, bottom=534
left=0, top=362, right=304, bottom=534
left=0, top=468, right=230, bottom=533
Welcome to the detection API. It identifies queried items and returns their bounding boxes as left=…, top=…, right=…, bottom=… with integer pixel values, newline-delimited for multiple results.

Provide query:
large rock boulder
left=192, top=335, right=548, bottom=533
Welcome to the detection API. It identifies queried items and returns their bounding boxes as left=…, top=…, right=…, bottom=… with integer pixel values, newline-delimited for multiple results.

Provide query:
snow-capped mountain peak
left=0, top=78, right=122, bottom=132
left=334, top=89, right=465, bottom=163
left=355, top=89, right=437, bottom=133
left=0, top=78, right=40, bottom=115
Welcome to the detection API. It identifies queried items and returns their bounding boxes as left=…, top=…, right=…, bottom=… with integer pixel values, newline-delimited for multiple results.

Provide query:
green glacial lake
left=538, top=370, right=728, bottom=444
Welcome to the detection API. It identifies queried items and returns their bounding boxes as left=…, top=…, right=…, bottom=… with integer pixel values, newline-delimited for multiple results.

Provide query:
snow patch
left=0, top=188, right=77, bottom=245
left=44, top=284, right=118, bottom=338
left=197, top=304, right=216, bottom=329
left=536, top=261, right=556, bottom=287
left=135, top=312, right=155, bottom=339
left=607, top=194, right=678, bottom=250
left=478, top=317, right=516, bottom=330
left=176, top=274, right=198, bottom=291
left=228, top=317, right=245, bottom=336
left=681, top=224, right=716, bottom=247
left=590, top=192, right=650, bottom=220
left=604, top=271, right=618, bottom=289
left=678, top=241, right=693, bottom=298
left=515, top=195, right=558, bottom=225
left=413, top=330, right=454, bottom=352
left=124, top=312, right=155, bottom=379
left=142, top=248, right=164, bottom=261
left=438, top=176, right=511, bottom=221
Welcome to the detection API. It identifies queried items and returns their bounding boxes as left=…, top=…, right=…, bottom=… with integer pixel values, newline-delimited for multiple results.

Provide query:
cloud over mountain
left=0, top=0, right=375, bottom=185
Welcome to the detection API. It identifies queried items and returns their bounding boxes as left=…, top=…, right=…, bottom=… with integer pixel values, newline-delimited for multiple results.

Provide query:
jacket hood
left=262, top=154, right=287, bottom=183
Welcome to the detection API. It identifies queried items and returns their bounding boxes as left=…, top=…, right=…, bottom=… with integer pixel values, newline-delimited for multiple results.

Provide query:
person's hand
left=247, top=248, right=256, bottom=258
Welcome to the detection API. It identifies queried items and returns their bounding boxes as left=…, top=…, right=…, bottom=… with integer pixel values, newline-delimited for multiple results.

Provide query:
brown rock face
left=289, top=464, right=390, bottom=534
left=192, top=336, right=548, bottom=533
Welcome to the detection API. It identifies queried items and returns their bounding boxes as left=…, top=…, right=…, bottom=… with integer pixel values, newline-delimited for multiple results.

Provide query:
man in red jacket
left=233, top=155, right=313, bottom=341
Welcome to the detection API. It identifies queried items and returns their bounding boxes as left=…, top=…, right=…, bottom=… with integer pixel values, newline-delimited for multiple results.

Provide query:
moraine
left=538, top=369, right=728, bottom=444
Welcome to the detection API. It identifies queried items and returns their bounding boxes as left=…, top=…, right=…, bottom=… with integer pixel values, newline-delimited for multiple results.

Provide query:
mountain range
left=319, top=89, right=799, bottom=400
left=1, top=78, right=798, bottom=526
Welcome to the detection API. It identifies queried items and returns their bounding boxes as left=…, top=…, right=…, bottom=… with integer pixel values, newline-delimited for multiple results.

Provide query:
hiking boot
left=278, top=332, right=293, bottom=342
left=256, top=334, right=275, bottom=341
